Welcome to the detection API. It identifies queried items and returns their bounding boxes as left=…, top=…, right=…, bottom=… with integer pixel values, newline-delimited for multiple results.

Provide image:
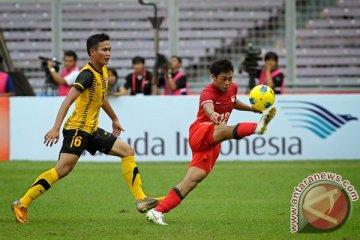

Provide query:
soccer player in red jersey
left=146, top=58, right=276, bottom=225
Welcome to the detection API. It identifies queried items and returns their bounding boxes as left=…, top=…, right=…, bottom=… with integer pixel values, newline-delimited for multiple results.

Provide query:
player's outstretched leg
left=112, top=138, right=164, bottom=213
left=146, top=187, right=183, bottom=225
left=11, top=153, right=79, bottom=223
left=146, top=186, right=185, bottom=225
left=146, top=167, right=206, bottom=225
left=121, top=155, right=162, bottom=213
left=11, top=168, right=59, bottom=223
left=254, top=106, right=277, bottom=134
left=214, top=106, right=276, bottom=143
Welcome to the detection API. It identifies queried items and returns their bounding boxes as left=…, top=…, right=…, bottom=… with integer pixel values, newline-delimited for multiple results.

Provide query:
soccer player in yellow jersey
left=11, top=33, right=160, bottom=223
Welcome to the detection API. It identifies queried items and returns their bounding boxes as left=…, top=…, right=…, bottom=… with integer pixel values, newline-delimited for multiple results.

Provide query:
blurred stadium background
left=0, top=0, right=359, bottom=95
left=1, top=2, right=359, bottom=238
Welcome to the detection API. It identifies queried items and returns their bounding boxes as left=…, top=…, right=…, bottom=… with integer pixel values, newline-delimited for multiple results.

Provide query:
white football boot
left=255, top=106, right=277, bottom=135
left=146, top=209, right=168, bottom=226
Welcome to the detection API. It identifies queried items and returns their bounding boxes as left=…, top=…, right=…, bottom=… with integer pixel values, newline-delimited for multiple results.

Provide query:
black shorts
left=60, top=128, right=117, bottom=156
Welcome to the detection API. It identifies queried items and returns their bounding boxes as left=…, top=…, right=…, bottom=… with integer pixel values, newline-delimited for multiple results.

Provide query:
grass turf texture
left=0, top=160, right=359, bottom=240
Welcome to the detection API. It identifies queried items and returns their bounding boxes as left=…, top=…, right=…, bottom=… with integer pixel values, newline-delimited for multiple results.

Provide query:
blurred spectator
left=159, top=55, right=189, bottom=95
left=107, top=68, right=122, bottom=96
left=47, top=50, right=80, bottom=96
left=256, top=51, right=284, bottom=94
left=0, top=54, right=15, bottom=96
left=119, top=56, right=152, bottom=96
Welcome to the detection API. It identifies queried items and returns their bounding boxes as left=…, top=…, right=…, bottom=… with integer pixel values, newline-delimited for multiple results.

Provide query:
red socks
left=155, top=188, right=183, bottom=213
left=233, top=122, right=257, bottom=139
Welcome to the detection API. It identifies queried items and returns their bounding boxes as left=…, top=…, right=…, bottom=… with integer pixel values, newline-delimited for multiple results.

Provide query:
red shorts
left=188, top=122, right=221, bottom=174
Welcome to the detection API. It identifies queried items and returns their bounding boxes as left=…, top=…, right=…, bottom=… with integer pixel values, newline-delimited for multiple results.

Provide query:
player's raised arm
left=234, top=99, right=262, bottom=113
left=203, top=102, right=220, bottom=124
left=44, top=87, right=81, bottom=147
left=101, top=95, right=124, bottom=137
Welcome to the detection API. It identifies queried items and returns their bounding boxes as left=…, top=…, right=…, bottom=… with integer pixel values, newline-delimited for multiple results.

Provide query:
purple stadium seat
left=178, top=0, right=284, bottom=9
left=297, top=29, right=360, bottom=38
left=179, top=21, right=254, bottom=30
left=322, top=7, right=360, bottom=18
left=297, top=38, right=360, bottom=47
left=297, top=67, right=360, bottom=76
left=307, top=19, right=360, bottom=29
left=296, top=57, right=360, bottom=66
left=337, top=0, right=360, bottom=8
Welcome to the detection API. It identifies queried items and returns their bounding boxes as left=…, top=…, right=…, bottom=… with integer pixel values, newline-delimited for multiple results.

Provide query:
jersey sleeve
left=199, top=88, right=214, bottom=107
left=72, top=70, right=94, bottom=92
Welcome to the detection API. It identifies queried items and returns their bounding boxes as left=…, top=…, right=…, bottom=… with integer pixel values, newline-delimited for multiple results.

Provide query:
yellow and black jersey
left=64, top=63, right=108, bottom=134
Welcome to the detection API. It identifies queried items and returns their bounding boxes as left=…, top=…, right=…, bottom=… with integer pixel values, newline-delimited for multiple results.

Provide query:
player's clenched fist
left=44, top=128, right=59, bottom=147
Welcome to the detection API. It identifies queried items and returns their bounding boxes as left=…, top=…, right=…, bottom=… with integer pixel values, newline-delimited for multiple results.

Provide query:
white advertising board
left=10, top=94, right=360, bottom=161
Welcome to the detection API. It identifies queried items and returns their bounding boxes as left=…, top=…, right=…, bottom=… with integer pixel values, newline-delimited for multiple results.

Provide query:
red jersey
left=192, top=82, right=238, bottom=126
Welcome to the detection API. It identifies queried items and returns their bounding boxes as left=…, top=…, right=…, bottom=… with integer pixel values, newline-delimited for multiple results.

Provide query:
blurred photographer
left=158, top=55, right=188, bottom=95
left=47, top=50, right=80, bottom=96
left=256, top=51, right=284, bottom=94
left=119, top=56, right=152, bottom=96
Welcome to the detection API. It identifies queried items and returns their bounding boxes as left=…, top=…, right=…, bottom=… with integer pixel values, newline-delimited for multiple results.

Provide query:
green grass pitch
left=1, top=160, right=359, bottom=239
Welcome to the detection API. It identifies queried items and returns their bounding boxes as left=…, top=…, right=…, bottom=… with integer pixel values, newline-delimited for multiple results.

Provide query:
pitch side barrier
left=8, top=94, right=360, bottom=161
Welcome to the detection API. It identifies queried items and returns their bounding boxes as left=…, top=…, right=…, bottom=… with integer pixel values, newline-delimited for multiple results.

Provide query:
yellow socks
left=121, top=156, right=146, bottom=200
left=18, top=157, right=147, bottom=209
left=20, top=168, right=59, bottom=208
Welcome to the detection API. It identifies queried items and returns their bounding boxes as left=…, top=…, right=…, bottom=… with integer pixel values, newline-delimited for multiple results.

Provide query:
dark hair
left=64, top=50, right=77, bottom=61
left=87, top=33, right=110, bottom=56
left=171, top=55, right=182, bottom=64
left=108, top=67, right=118, bottom=80
left=264, top=51, right=278, bottom=63
left=132, top=56, right=145, bottom=65
left=210, top=58, right=234, bottom=76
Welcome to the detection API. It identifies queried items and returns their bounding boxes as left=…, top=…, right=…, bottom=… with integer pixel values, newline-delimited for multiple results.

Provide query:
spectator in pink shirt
left=47, top=50, right=80, bottom=96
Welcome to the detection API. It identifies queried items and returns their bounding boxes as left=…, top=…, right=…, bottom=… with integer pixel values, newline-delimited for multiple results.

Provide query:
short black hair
left=264, top=51, right=278, bottom=63
left=87, top=33, right=110, bottom=56
left=132, top=56, right=145, bottom=65
left=210, top=58, right=234, bottom=77
left=171, top=55, right=182, bottom=64
left=64, top=50, right=77, bottom=61
left=108, top=67, right=118, bottom=80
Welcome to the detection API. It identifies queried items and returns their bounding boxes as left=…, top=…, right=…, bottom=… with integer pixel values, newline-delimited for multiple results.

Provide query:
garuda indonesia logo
left=280, top=101, right=358, bottom=139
